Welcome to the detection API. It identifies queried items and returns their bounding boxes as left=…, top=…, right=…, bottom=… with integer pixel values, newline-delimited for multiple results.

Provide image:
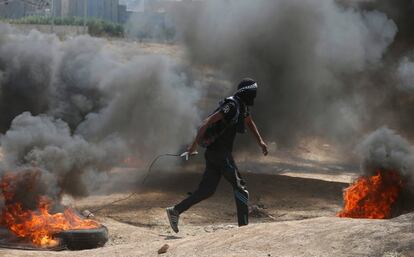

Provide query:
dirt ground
left=1, top=146, right=414, bottom=257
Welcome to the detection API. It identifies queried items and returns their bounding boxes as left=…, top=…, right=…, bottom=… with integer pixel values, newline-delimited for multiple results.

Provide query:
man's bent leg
left=174, top=163, right=221, bottom=214
left=222, top=156, right=249, bottom=226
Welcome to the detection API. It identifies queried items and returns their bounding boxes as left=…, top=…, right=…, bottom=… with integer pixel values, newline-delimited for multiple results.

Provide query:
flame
left=337, top=169, right=403, bottom=219
left=0, top=173, right=99, bottom=248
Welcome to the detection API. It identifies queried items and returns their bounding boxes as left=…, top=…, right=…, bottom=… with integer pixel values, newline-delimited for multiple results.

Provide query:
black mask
left=236, top=90, right=256, bottom=106
left=235, top=79, right=258, bottom=106
left=242, top=90, right=256, bottom=106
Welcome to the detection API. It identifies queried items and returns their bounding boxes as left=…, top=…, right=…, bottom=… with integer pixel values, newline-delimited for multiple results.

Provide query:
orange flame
left=0, top=173, right=99, bottom=248
left=337, top=169, right=403, bottom=219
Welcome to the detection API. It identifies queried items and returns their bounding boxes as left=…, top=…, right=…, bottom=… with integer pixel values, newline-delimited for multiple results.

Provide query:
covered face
left=235, top=78, right=258, bottom=106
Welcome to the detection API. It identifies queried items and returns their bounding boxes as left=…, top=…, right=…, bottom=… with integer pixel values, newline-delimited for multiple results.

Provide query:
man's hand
left=259, top=141, right=268, bottom=156
left=245, top=116, right=268, bottom=156
left=187, top=143, right=198, bottom=155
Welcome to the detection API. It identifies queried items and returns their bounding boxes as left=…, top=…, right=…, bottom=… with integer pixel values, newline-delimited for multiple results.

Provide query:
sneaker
left=166, top=207, right=180, bottom=233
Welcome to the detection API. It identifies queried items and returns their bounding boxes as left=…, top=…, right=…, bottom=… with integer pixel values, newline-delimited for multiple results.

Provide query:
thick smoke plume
left=174, top=0, right=406, bottom=147
left=2, top=0, right=414, bottom=209
left=356, top=127, right=414, bottom=190
left=0, top=23, right=200, bottom=204
left=1, top=112, right=125, bottom=198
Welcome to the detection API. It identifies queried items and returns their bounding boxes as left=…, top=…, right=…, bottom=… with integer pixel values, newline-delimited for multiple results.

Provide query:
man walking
left=167, top=78, right=268, bottom=233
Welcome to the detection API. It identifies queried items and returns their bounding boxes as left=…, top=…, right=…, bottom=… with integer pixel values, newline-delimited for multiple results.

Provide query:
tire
left=54, top=226, right=108, bottom=250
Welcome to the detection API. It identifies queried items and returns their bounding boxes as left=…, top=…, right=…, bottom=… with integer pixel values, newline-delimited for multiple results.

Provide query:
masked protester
left=166, top=78, right=268, bottom=233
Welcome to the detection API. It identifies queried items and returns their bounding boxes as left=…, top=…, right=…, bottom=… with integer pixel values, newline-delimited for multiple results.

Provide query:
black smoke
left=0, top=24, right=201, bottom=202
left=173, top=0, right=414, bottom=148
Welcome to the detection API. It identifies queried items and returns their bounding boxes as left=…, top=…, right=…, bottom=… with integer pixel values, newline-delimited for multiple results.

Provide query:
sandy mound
left=0, top=151, right=412, bottom=256
left=1, top=214, right=413, bottom=257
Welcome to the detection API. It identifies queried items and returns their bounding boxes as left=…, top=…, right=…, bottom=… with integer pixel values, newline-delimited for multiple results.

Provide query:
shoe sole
left=166, top=209, right=179, bottom=233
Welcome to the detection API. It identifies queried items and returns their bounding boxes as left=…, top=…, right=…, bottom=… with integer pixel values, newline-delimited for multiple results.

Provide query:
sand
left=0, top=148, right=413, bottom=257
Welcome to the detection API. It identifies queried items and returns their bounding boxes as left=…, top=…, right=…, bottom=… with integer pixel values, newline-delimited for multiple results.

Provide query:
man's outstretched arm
left=187, top=111, right=224, bottom=154
left=245, top=116, right=268, bottom=156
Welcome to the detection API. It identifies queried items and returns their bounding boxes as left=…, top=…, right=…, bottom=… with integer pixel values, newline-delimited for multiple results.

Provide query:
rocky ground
left=0, top=146, right=413, bottom=257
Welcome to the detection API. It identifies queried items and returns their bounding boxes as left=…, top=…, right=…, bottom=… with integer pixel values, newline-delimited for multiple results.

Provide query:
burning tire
left=54, top=226, right=108, bottom=250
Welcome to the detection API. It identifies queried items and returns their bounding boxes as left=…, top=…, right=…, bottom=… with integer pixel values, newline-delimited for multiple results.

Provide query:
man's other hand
left=187, top=143, right=198, bottom=155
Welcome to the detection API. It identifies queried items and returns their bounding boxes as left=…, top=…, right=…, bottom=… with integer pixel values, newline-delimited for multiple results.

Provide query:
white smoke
left=397, top=57, right=414, bottom=90
left=316, top=9, right=396, bottom=72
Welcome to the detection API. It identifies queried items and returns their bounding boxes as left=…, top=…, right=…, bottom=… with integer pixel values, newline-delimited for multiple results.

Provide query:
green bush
left=3, top=16, right=124, bottom=37
left=87, top=18, right=123, bottom=37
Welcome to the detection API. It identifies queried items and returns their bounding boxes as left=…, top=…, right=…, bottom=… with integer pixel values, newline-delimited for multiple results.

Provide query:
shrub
left=3, top=16, right=124, bottom=37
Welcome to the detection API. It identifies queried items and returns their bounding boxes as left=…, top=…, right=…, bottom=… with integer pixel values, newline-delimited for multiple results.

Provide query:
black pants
left=174, top=150, right=249, bottom=226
